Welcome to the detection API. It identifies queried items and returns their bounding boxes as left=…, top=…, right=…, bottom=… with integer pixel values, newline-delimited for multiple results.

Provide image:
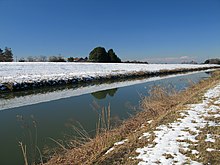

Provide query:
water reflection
left=91, top=88, right=118, bottom=99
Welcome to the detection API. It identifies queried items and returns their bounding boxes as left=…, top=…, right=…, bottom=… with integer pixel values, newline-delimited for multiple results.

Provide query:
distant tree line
left=5, top=46, right=218, bottom=65
left=18, top=46, right=122, bottom=63
left=181, top=61, right=198, bottom=64
left=19, top=55, right=48, bottom=62
left=18, top=55, right=88, bottom=62
left=204, top=58, right=220, bottom=64
left=0, top=47, right=13, bottom=62
left=123, top=60, right=148, bottom=64
left=67, top=57, right=88, bottom=62
left=1, top=46, right=122, bottom=63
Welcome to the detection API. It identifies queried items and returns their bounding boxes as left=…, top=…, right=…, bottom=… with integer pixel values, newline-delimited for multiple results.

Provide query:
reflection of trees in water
left=91, top=88, right=118, bottom=99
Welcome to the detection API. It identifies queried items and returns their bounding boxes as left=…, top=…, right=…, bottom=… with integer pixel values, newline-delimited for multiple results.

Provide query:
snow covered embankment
left=0, top=62, right=219, bottom=91
left=135, top=83, right=220, bottom=164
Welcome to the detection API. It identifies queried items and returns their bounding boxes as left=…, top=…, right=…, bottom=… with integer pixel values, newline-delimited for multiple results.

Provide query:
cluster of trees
left=204, top=58, right=220, bottom=64
left=124, top=60, right=148, bottom=64
left=67, top=57, right=88, bottom=62
left=89, top=47, right=121, bottom=63
left=19, top=56, right=88, bottom=62
left=48, top=56, right=66, bottom=62
left=0, top=46, right=122, bottom=63
left=18, top=46, right=121, bottom=63
left=18, top=55, right=67, bottom=62
left=181, top=61, right=198, bottom=64
left=19, top=56, right=48, bottom=62
left=0, top=47, right=13, bottom=62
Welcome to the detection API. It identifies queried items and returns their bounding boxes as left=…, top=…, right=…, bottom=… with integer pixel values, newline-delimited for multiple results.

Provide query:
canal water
left=0, top=71, right=211, bottom=164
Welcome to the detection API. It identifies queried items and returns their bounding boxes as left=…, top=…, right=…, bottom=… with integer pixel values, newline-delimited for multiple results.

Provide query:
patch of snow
left=139, top=133, right=151, bottom=140
left=208, top=121, right=220, bottom=127
left=214, top=99, right=220, bottom=104
left=180, top=112, right=187, bottom=117
left=191, top=150, right=199, bottom=154
left=214, top=114, right=220, bottom=118
left=114, top=139, right=128, bottom=146
left=147, top=120, right=153, bottom=124
left=207, top=105, right=220, bottom=113
left=205, top=134, right=215, bottom=143
left=105, top=139, right=128, bottom=155
left=206, top=148, right=215, bottom=152
left=204, top=85, right=220, bottom=99
left=105, top=147, right=115, bottom=155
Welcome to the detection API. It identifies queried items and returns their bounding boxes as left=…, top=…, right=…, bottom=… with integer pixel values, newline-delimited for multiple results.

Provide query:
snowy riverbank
left=134, top=82, right=220, bottom=164
left=101, top=81, right=220, bottom=164
left=0, top=62, right=219, bottom=91
left=0, top=70, right=210, bottom=111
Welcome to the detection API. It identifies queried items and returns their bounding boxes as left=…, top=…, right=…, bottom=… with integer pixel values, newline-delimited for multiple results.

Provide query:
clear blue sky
left=0, top=0, right=219, bottom=63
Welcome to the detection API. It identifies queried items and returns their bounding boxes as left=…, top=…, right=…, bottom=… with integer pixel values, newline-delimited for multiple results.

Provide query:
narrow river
left=0, top=71, right=212, bottom=164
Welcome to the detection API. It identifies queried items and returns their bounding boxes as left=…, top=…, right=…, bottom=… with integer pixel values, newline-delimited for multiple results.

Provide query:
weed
left=17, top=115, right=43, bottom=165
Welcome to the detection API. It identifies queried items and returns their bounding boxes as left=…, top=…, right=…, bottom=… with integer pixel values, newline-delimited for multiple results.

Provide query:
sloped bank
left=43, top=71, right=220, bottom=165
left=0, top=65, right=219, bottom=92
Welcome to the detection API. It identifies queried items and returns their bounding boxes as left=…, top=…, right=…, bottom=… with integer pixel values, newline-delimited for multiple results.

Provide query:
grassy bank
left=43, top=70, right=220, bottom=165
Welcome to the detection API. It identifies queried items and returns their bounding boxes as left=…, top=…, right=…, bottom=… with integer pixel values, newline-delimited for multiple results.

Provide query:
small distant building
left=74, top=57, right=87, bottom=62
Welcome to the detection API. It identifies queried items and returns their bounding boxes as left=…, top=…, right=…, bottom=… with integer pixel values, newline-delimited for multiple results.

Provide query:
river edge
left=0, top=69, right=215, bottom=111
left=42, top=70, right=220, bottom=164
left=1, top=65, right=219, bottom=92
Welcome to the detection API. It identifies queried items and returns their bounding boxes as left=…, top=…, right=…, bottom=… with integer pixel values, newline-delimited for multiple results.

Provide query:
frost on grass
left=138, top=132, right=151, bottom=140
left=114, top=139, right=128, bottom=146
left=135, top=83, right=220, bottom=165
left=205, top=134, right=215, bottom=143
left=206, top=148, right=216, bottom=152
left=105, top=139, right=128, bottom=155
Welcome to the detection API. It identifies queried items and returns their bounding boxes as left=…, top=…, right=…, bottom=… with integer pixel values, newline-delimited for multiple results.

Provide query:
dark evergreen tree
left=0, top=48, right=3, bottom=61
left=89, top=47, right=121, bottom=63
left=67, top=57, right=74, bottom=62
left=89, top=47, right=110, bottom=62
left=0, top=47, right=13, bottom=62
left=107, top=49, right=121, bottom=63
left=204, top=58, right=220, bottom=64
left=4, top=47, right=13, bottom=62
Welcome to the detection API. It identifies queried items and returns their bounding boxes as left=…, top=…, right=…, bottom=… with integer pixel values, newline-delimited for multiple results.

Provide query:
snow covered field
left=0, top=62, right=218, bottom=84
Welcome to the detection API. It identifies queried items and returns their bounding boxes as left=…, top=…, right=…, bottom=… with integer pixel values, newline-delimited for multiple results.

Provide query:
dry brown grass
left=43, top=70, right=220, bottom=165
left=19, top=142, right=28, bottom=165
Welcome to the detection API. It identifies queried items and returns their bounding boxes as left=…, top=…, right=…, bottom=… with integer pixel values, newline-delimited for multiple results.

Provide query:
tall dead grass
left=17, top=115, right=44, bottom=165
left=141, top=85, right=177, bottom=115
